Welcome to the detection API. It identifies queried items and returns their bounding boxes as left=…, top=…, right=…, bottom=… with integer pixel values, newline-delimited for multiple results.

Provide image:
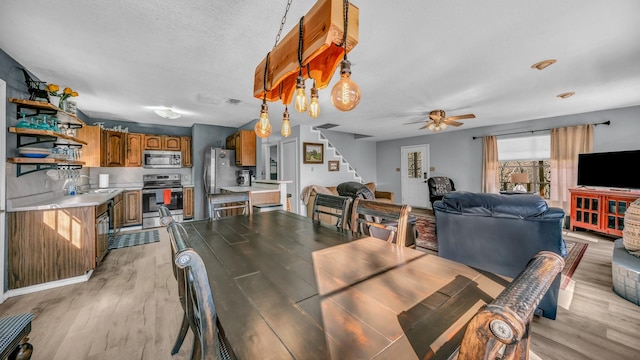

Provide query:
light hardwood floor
left=1, top=229, right=639, bottom=359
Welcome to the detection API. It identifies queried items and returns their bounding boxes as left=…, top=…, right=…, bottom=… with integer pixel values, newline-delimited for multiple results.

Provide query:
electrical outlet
left=396, top=168, right=400, bottom=172
left=430, top=166, right=435, bottom=171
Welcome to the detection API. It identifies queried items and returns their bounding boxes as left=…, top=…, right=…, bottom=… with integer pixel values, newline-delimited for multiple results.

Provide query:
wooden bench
left=0, top=313, right=34, bottom=360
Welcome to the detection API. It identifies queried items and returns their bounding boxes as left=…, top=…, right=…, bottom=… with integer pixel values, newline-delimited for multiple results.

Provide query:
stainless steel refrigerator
left=203, top=147, right=242, bottom=195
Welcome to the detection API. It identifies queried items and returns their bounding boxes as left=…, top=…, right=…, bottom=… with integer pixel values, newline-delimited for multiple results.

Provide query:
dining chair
left=158, top=206, right=236, bottom=360
left=311, top=193, right=352, bottom=229
left=349, top=198, right=412, bottom=247
left=208, top=192, right=252, bottom=220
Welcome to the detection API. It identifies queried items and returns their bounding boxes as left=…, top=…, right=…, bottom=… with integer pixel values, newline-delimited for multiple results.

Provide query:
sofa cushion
left=437, top=191, right=549, bottom=219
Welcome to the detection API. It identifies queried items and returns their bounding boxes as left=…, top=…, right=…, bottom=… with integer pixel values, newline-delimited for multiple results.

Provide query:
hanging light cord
left=298, top=16, right=305, bottom=76
left=342, top=0, right=349, bottom=61
left=263, top=52, right=271, bottom=96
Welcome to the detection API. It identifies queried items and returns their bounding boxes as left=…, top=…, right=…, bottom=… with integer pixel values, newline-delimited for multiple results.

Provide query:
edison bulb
left=255, top=102, right=272, bottom=138
left=294, top=76, right=308, bottom=112
left=281, top=118, right=291, bottom=137
left=309, top=85, right=320, bottom=118
left=330, top=59, right=360, bottom=111
left=281, top=107, right=291, bottom=137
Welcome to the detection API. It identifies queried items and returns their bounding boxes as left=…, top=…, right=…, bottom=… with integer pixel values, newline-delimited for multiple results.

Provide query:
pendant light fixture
left=330, top=0, right=360, bottom=111
left=309, top=79, right=320, bottom=118
left=281, top=105, right=292, bottom=137
left=294, top=17, right=308, bottom=113
left=255, top=52, right=272, bottom=138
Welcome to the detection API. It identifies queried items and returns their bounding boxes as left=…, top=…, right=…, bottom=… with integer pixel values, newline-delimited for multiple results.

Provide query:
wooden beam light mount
left=253, top=0, right=359, bottom=105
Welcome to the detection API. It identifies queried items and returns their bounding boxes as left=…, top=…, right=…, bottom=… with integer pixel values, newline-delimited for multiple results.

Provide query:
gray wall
left=376, top=105, right=640, bottom=207
left=322, top=129, right=377, bottom=183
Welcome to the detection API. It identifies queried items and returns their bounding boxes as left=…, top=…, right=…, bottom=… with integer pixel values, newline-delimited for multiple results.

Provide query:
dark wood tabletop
left=183, top=211, right=509, bottom=360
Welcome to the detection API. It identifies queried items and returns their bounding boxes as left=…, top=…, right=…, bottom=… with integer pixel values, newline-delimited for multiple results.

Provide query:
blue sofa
left=433, top=191, right=566, bottom=320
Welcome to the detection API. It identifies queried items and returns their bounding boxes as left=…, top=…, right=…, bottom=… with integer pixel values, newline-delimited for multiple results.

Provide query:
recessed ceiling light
left=154, top=108, right=182, bottom=119
left=531, top=59, right=557, bottom=70
left=557, top=92, right=575, bottom=99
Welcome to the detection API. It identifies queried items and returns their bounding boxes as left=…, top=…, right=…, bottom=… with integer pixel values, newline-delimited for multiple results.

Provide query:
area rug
left=108, top=229, right=160, bottom=250
left=561, top=239, right=588, bottom=289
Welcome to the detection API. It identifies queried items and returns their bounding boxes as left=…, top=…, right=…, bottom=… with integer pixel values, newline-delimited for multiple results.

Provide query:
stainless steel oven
left=142, top=174, right=183, bottom=228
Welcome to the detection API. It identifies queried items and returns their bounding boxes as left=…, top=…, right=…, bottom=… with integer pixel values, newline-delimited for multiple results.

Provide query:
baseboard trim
left=4, top=271, right=93, bottom=298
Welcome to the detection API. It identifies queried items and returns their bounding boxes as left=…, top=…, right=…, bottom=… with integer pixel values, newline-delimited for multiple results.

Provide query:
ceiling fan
left=403, top=109, right=476, bottom=132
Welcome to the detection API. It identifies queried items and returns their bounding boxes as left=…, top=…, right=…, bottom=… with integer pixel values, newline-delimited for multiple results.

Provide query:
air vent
left=315, top=123, right=340, bottom=129
left=354, top=134, right=372, bottom=139
left=226, top=98, right=242, bottom=105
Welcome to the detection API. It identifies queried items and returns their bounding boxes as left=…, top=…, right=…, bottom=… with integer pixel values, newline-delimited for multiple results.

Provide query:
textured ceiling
left=1, top=0, right=640, bottom=141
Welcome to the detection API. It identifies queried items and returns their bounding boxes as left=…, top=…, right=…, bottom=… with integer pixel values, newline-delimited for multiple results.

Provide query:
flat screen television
left=577, top=150, right=640, bottom=189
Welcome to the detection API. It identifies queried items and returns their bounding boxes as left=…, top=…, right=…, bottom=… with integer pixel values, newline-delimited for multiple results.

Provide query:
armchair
left=433, top=191, right=566, bottom=320
left=427, top=177, right=455, bottom=208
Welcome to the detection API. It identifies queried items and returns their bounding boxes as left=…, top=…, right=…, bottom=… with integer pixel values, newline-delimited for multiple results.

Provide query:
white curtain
left=482, top=136, right=500, bottom=193
left=550, top=125, right=594, bottom=212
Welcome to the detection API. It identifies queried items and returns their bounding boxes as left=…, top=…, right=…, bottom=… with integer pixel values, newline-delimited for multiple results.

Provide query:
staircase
left=310, top=127, right=364, bottom=183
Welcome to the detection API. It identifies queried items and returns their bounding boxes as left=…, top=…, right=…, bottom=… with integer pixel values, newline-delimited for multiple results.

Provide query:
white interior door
left=1, top=78, right=7, bottom=302
left=401, top=144, right=430, bottom=208
left=280, top=139, right=298, bottom=214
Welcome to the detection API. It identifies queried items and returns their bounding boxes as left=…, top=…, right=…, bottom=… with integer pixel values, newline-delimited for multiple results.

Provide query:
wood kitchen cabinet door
left=144, top=135, right=162, bottom=150
left=163, top=135, right=181, bottom=151
left=235, top=130, right=256, bottom=166
left=126, top=133, right=143, bottom=167
left=183, top=187, right=194, bottom=219
left=102, top=130, right=126, bottom=167
left=181, top=136, right=192, bottom=167
left=123, top=190, right=142, bottom=226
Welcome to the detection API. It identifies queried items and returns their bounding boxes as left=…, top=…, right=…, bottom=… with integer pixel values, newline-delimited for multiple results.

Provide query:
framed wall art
left=303, top=142, right=324, bottom=164
left=328, top=160, right=339, bottom=171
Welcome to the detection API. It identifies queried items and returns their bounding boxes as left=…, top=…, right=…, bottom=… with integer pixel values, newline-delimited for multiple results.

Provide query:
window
left=497, top=134, right=551, bottom=198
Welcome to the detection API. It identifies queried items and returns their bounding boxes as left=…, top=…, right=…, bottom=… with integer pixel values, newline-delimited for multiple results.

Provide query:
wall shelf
left=9, top=127, right=88, bottom=146
left=7, top=158, right=85, bottom=177
left=8, top=98, right=85, bottom=126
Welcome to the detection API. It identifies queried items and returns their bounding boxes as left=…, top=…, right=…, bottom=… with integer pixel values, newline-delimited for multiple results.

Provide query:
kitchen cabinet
left=101, top=130, right=126, bottom=167
left=227, top=130, right=256, bottom=166
left=144, top=134, right=181, bottom=151
left=8, top=206, right=96, bottom=289
left=126, top=133, right=143, bottom=167
left=183, top=187, right=194, bottom=219
left=570, top=188, right=640, bottom=237
left=181, top=136, right=192, bottom=167
left=76, top=125, right=128, bottom=167
left=95, top=201, right=110, bottom=265
left=123, top=190, right=142, bottom=226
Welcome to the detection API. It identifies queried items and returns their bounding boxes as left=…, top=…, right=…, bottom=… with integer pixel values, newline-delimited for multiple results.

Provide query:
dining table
left=181, top=210, right=510, bottom=360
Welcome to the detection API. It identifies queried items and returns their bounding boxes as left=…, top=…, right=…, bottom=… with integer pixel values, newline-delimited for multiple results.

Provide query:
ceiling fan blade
left=444, top=120, right=464, bottom=127
left=403, top=119, right=427, bottom=125
left=446, top=114, right=476, bottom=121
left=419, top=121, right=434, bottom=130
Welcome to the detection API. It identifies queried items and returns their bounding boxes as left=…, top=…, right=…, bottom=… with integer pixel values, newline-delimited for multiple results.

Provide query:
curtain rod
left=471, top=121, right=610, bottom=140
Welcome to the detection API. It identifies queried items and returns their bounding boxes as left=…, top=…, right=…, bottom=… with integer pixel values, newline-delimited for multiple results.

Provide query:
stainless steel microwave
left=143, top=150, right=182, bottom=168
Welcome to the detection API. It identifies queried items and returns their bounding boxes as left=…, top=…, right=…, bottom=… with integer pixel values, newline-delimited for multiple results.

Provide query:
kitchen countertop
left=7, top=189, right=124, bottom=212
left=220, top=186, right=279, bottom=193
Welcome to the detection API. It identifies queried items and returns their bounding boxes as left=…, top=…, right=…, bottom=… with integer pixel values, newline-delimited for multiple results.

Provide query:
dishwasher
left=96, top=203, right=110, bottom=264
